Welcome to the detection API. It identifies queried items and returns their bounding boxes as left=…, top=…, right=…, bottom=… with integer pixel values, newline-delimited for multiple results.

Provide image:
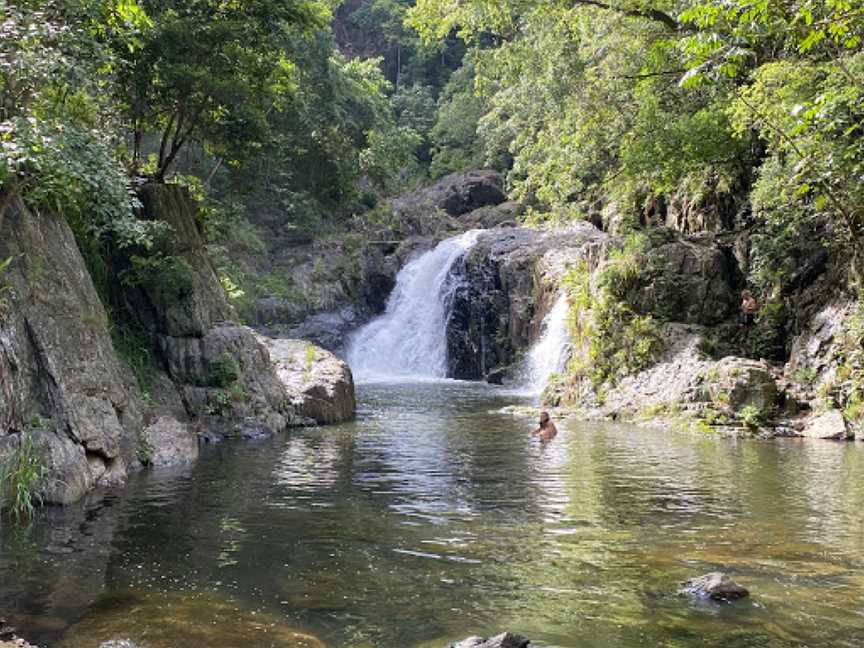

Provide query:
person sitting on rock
left=738, top=290, right=758, bottom=330
left=531, top=411, right=558, bottom=441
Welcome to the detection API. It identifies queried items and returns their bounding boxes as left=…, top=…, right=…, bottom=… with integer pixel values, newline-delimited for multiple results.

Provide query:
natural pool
left=2, top=381, right=864, bottom=647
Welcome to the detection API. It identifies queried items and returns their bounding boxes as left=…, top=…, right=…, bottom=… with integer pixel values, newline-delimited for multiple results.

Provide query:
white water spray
left=347, top=230, right=482, bottom=381
left=520, top=292, right=571, bottom=395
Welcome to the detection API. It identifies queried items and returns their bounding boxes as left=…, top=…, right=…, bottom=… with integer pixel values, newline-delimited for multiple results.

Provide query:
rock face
left=680, top=572, right=749, bottom=601
left=260, top=337, right=356, bottom=424
left=446, top=223, right=605, bottom=380
left=622, top=232, right=736, bottom=326
left=392, top=169, right=507, bottom=218
left=450, top=633, right=530, bottom=648
left=0, top=194, right=143, bottom=504
left=124, top=184, right=297, bottom=440
left=801, top=409, right=850, bottom=440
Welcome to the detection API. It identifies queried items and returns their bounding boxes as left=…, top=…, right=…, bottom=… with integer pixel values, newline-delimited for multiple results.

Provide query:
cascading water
left=520, top=292, right=571, bottom=395
left=346, top=230, right=482, bottom=381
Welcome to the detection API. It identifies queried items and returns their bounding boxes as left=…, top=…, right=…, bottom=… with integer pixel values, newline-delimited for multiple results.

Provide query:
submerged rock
left=450, top=633, right=530, bottom=648
left=679, top=572, right=749, bottom=601
left=260, top=337, right=356, bottom=424
left=60, top=590, right=327, bottom=648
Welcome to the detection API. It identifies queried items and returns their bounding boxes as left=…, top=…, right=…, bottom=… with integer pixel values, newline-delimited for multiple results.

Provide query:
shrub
left=209, top=354, right=240, bottom=388
left=0, top=432, right=46, bottom=522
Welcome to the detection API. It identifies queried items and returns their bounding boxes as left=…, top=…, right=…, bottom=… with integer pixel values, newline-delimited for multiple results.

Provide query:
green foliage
left=562, top=253, right=663, bottom=395
left=738, top=404, right=763, bottom=430
left=106, top=0, right=331, bottom=179
left=209, top=354, right=240, bottom=389
left=428, top=59, right=488, bottom=178
left=110, top=320, right=157, bottom=400
left=746, top=297, right=787, bottom=361
left=136, top=433, right=154, bottom=466
left=304, top=344, right=317, bottom=370
left=120, top=252, right=194, bottom=304
left=0, top=432, right=46, bottom=522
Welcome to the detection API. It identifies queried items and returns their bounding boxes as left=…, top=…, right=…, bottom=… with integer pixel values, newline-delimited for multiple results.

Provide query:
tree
left=105, top=0, right=331, bottom=180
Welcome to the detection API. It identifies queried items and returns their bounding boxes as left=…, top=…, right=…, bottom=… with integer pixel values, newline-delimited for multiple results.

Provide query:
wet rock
left=446, top=223, right=604, bottom=380
left=139, top=417, right=199, bottom=466
left=801, top=409, right=851, bottom=440
left=680, top=572, right=749, bottom=601
left=60, top=589, right=326, bottom=648
left=260, top=337, right=356, bottom=424
left=278, top=306, right=362, bottom=354
left=450, top=633, right=530, bottom=648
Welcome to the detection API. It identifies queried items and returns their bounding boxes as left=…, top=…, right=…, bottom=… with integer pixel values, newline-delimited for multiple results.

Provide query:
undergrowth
left=561, top=236, right=663, bottom=400
left=0, top=433, right=46, bottom=522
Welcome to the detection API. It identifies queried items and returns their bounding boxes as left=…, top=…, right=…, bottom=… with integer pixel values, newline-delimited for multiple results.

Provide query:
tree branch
left=571, top=0, right=682, bottom=31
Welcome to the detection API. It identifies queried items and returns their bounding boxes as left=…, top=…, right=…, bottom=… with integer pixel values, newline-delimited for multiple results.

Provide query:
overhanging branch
left=571, top=0, right=682, bottom=31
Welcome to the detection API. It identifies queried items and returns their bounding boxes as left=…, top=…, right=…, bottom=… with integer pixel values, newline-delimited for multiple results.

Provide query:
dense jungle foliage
left=1, top=0, right=862, bottom=293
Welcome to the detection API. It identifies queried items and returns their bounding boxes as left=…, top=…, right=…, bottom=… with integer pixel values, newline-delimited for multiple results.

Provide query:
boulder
left=260, top=337, right=356, bottom=424
left=801, top=409, right=851, bottom=440
left=392, top=170, right=506, bottom=218
left=679, top=572, right=749, bottom=601
left=139, top=417, right=199, bottom=466
left=704, top=357, right=779, bottom=414
left=450, top=633, right=530, bottom=648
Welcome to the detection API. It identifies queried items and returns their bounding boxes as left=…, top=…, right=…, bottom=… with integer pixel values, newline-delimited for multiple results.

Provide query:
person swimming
left=531, top=411, right=558, bottom=441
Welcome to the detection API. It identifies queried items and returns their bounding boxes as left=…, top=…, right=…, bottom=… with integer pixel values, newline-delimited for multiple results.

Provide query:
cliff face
left=120, top=184, right=298, bottom=441
left=0, top=195, right=143, bottom=503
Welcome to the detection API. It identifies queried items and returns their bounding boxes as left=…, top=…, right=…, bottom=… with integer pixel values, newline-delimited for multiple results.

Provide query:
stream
left=3, top=381, right=864, bottom=647
left=4, top=233, right=864, bottom=647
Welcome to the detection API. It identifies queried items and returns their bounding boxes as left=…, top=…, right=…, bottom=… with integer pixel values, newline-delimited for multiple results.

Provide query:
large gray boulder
left=260, top=337, right=356, bottom=424
left=0, top=194, right=143, bottom=504
left=392, top=170, right=507, bottom=218
left=801, top=409, right=851, bottom=440
left=704, top=357, right=779, bottom=414
left=139, top=417, right=199, bottom=466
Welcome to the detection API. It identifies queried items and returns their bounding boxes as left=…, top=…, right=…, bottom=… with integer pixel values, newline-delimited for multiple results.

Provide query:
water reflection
left=2, top=382, right=864, bottom=648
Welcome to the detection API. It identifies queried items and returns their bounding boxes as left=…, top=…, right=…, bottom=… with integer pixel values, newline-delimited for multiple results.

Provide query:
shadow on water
left=3, top=381, right=864, bottom=647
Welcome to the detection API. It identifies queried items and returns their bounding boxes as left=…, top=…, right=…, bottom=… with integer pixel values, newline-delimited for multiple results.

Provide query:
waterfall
left=346, top=230, right=482, bottom=381
left=520, top=292, right=571, bottom=395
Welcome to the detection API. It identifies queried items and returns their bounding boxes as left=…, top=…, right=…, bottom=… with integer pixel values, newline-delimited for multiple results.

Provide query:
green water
left=3, top=381, right=864, bottom=647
